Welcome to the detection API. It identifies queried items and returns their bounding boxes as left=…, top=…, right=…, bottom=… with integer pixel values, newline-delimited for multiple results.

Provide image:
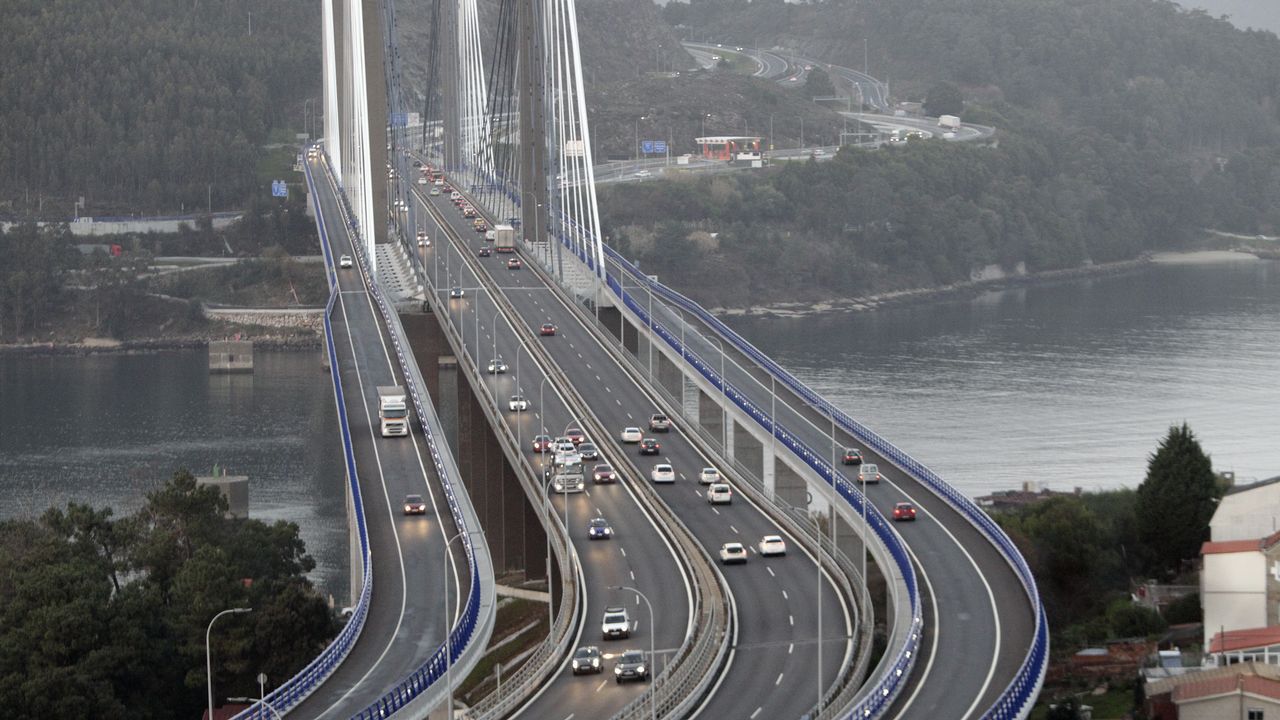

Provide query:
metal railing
left=229, top=161, right=375, bottom=720
left=306, top=157, right=496, bottom=719
left=601, top=246, right=1048, bottom=719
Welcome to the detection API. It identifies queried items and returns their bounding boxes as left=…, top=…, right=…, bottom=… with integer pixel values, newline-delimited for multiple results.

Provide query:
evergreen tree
left=1135, top=423, right=1220, bottom=576
left=923, top=81, right=964, bottom=117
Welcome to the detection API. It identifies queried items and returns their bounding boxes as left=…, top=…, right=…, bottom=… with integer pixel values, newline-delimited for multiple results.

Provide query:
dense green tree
left=804, top=67, right=837, bottom=98
left=1135, top=423, right=1220, bottom=577
left=923, top=81, right=963, bottom=117
left=0, top=469, right=336, bottom=718
left=0, top=1, right=318, bottom=216
left=999, top=497, right=1120, bottom=628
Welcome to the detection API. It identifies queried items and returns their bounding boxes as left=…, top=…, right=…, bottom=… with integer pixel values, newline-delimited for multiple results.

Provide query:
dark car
left=587, top=517, right=613, bottom=540
left=638, top=438, right=661, bottom=455
left=532, top=434, right=553, bottom=453
left=402, top=494, right=427, bottom=515
left=571, top=645, right=603, bottom=675
left=578, top=442, right=599, bottom=460
left=478, top=246, right=493, bottom=257
left=592, top=463, right=617, bottom=484
left=892, top=502, right=918, bottom=522
left=614, top=650, right=649, bottom=683
left=540, top=323, right=557, bottom=336
left=565, top=427, right=586, bottom=445
left=449, top=287, right=465, bottom=299
left=842, top=448, right=864, bottom=465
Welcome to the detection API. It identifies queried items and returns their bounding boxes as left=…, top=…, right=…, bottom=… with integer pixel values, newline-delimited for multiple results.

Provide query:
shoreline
left=712, top=249, right=1269, bottom=319
left=0, top=332, right=321, bottom=357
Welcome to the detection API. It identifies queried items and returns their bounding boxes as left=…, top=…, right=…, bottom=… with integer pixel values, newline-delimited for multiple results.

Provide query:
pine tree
left=1135, top=423, right=1219, bottom=576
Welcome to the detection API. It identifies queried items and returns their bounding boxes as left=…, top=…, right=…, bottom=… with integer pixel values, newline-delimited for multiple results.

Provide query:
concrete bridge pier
left=400, top=310, right=547, bottom=583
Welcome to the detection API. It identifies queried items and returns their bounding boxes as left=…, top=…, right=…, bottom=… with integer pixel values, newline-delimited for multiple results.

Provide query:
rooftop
left=1201, top=529, right=1280, bottom=556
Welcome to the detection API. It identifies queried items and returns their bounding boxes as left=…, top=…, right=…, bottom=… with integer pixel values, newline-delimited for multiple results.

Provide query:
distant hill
left=0, top=1, right=319, bottom=219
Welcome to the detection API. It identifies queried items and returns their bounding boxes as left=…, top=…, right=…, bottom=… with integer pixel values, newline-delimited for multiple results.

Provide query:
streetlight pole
left=443, top=529, right=484, bottom=720
left=708, top=336, right=728, bottom=452
left=634, top=115, right=647, bottom=172
left=769, top=113, right=775, bottom=153
left=610, top=585, right=657, bottom=720
left=206, top=607, right=252, bottom=720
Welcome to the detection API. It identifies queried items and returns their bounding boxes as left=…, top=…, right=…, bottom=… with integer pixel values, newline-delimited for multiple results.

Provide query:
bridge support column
left=400, top=310, right=546, bottom=582
left=762, top=443, right=777, bottom=496
left=437, top=356, right=460, bottom=454
left=773, top=456, right=809, bottom=510
left=655, top=349, right=683, bottom=401
left=697, top=388, right=724, bottom=451
left=731, top=419, right=763, bottom=479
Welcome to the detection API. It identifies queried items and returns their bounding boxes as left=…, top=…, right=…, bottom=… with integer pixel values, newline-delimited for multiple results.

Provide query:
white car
left=508, top=395, right=529, bottom=412
left=486, top=358, right=508, bottom=374
left=757, top=535, right=787, bottom=557
left=719, top=543, right=748, bottom=565
left=857, top=463, right=883, bottom=484
left=430, top=187, right=441, bottom=196
left=698, top=467, right=720, bottom=485
left=417, top=176, right=427, bottom=185
left=706, top=483, right=732, bottom=505
left=449, top=287, right=465, bottom=298
left=338, top=255, right=353, bottom=269
left=417, top=231, right=429, bottom=247
left=602, top=607, right=631, bottom=640
left=634, top=170, right=651, bottom=178
left=650, top=463, right=675, bottom=483
left=620, top=427, right=643, bottom=443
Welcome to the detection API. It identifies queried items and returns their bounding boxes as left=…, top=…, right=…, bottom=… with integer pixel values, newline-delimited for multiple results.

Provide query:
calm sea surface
left=0, top=349, right=349, bottom=601
left=3, top=258, right=1278, bottom=594
left=725, top=257, right=1280, bottom=496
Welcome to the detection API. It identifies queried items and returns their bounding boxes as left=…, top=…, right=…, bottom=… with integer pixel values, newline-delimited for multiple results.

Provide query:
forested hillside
left=613, top=0, right=1280, bottom=308
left=0, top=0, right=319, bottom=218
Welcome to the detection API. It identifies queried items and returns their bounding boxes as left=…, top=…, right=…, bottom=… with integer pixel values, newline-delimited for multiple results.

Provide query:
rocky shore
left=0, top=331, right=321, bottom=357
left=712, top=255, right=1159, bottom=319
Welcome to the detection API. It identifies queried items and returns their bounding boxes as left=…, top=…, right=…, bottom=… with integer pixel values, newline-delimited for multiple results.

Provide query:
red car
left=565, top=427, right=586, bottom=445
left=592, top=464, right=617, bottom=484
left=540, top=323, right=557, bottom=336
left=892, top=502, right=917, bottom=522
left=532, top=434, right=553, bottom=453
left=507, top=257, right=522, bottom=269
left=403, top=495, right=428, bottom=515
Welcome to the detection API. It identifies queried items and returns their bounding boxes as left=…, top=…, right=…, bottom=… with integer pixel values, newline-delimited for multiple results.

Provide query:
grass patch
left=255, top=145, right=302, bottom=193
left=458, top=598, right=550, bottom=703
left=1030, top=685, right=1136, bottom=720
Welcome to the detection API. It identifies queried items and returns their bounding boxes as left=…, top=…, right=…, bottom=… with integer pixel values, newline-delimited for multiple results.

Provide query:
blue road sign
left=653, top=140, right=668, bottom=154
left=641, top=140, right=654, bottom=154
left=272, top=180, right=288, bottom=198
left=391, top=112, right=408, bottom=128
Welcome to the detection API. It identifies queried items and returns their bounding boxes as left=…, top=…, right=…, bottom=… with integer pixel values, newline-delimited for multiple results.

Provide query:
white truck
left=493, top=223, right=516, bottom=253
left=378, top=386, right=409, bottom=437
left=938, top=114, right=961, bottom=130
left=551, top=456, right=585, bottom=493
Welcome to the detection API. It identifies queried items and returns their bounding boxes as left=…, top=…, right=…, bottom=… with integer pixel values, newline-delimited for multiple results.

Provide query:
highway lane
left=416, top=185, right=853, bottom=719
left=410, top=190, right=694, bottom=719
left=619, top=255, right=1035, bottom=718
left=292, top=159, right=464, bottom=719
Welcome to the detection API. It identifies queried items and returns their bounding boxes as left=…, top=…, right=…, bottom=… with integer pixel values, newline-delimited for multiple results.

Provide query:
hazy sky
left=1184, top=0, right=1280, bottom=33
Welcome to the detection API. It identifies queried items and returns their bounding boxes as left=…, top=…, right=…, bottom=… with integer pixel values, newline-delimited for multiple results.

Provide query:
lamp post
left=206, top=607, right=252, bottom=720
left=634, top=115, right=648, bottom=172
left=542, top=472, right=570, bottom=630
left=769, top=113, right=775, bottom=152
left=443, top=529, right=485, bottom=719
left=610, top=585, right=657, bottom=720
left=707, top=335, right=728, bottom=452
left=701, top=113, right=711, bottom=138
